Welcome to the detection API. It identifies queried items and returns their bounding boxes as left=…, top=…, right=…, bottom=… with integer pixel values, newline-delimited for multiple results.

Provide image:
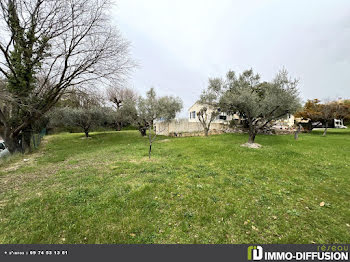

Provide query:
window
left=0, top=143, right=5, bottom=150
left=219, top=115, right=227, bottom=120
left=191, top=111, right=196, bottom=119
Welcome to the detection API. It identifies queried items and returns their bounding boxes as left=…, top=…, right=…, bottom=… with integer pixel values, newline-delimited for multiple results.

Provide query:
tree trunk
left=294, top=131, right=298, bottom=140
left=3, top=132, right=22, bottom=154
left=204, top=128, right=209, bottom=136
left=116, top=122, right=122, bottom=131
left=248, top=123, right=256, bottom=144
left=323, top=121, right=328, bottom=136
left=22, top=128, right=32, bottom=153
left=248, top=132, right=256, bottom=143
left=306, top=121, right=312, bottom=132
left=139, top=126, right=147, bottom=136
left=294, top=124, right=301, bottom=140
left=148, top=126, right=152, bottom=159
left=149, top=143, right=152, bottom=159
left=84, top=130, right=89, bottom=137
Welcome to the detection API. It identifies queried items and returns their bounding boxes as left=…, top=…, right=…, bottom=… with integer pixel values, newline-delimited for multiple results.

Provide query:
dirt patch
left=158, top=139, right=171, bottom=143
left=128, top=157, right=159, bottom=163
left=3, top=152, right=44, bottom=172
left=0, top=199, right=8, bottom=207
left=0, top=137, right=53, bottom=193
left=3, top=162, right=22, bottom=172
left=0, top=165, right=58, bottom=194
left=240, top=143, right=262, bottom=149
left=169, top=130, right=225, bottom=137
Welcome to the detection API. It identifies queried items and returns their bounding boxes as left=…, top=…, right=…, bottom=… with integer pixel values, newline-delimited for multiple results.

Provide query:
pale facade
left=272, top=114, right=295, bottom=129
left=334, top=119, right=347, bottom=128
left=188, top=102, right=240, bottom=124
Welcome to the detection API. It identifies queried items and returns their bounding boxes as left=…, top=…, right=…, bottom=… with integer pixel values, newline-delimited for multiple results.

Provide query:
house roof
left=188, top=101, right=215, bottom=112
left=188, top=101, right=200, bottom=112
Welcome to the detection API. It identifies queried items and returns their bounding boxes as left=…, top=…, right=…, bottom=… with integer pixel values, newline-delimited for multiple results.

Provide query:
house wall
left=188, top=102, right=239, bottom=124
left=272, top=114, right=295, bottom=129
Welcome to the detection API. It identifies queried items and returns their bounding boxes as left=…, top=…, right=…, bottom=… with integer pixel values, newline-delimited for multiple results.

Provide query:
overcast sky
left=111, top=0, right=350, bottom=117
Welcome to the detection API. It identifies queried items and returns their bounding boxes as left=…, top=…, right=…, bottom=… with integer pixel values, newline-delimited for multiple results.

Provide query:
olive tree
left=50, top=90, right=108, bottom=137
left=137, top=88, right=182, bottom=158
left=50, top=106, right=106, bottom=137
left=216, top=69, right=301, bottom=145
left=0, top=0, right=133, bottom=153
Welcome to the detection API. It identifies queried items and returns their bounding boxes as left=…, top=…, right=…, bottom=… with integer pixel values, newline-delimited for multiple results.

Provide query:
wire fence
left=30, top=128, right=46, bottom=150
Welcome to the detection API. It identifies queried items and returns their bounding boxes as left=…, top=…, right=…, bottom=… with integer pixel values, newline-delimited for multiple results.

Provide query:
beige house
left=155, top=102, right=232, bottom=136
left=188, top=102, right=240, bottom=124
left=273, top=114, right=295, bottom=129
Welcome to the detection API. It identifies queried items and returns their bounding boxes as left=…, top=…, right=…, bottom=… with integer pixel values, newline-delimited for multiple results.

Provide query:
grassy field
left=0, top=129, right=349, bottom=244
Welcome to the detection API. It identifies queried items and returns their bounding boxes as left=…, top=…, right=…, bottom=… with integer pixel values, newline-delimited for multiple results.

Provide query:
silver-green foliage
left=137, top=88, right=182, bottom=158
left=212, top=68, right=301, bottom=143
left=51, top=107, right=106, bottom=137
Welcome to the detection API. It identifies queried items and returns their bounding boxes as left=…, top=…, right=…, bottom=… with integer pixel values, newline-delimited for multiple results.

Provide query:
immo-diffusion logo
left=247, top=246, right=263, bottom=261
left=247, top=245, right=349, bottom=261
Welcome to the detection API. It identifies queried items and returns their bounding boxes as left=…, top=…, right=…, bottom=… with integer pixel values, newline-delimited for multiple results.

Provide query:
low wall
left=155, top=119, right=227, bottom=136
left=155, top=120, right=297, bottom=137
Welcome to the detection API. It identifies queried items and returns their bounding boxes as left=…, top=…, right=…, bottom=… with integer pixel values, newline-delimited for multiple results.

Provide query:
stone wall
left=155, top=119, right=297, bottom=137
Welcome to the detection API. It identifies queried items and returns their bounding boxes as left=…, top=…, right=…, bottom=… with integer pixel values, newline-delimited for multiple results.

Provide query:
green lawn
left=0, top=129, right=349, bottom=244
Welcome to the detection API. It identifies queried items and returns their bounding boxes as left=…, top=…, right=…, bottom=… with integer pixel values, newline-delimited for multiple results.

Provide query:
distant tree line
left=49, top=87, right=182, bottom=141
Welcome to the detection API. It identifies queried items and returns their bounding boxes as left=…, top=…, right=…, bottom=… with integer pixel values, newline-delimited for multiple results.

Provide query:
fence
left=20, top=128, right=46, bottom=151
left=31, top=128, right=46, bottom=149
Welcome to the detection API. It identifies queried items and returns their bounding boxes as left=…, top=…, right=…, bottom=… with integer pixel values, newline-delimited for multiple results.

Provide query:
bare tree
left=106, top=86, right=137, bottom=130
left=320, top=102, right=335, bottom=136
left=107, top=86, right=137, bottom=109
left=295, top=99, right=337, bottom=136
left=0, top=0, right=133, bottom=153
